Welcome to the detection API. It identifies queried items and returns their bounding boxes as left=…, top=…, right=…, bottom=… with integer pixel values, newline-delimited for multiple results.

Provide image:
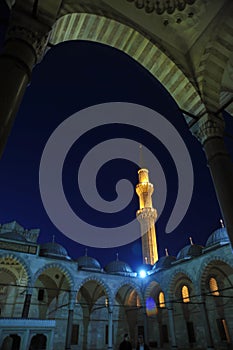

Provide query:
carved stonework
left=6, top=25, right=50, bottom=63
left=136, top=208, right=157, bottom=221
left=192, top=116, right=225, bottom=144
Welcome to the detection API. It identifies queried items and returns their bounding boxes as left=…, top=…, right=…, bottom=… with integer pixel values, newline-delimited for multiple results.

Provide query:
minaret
left=136, top=168, right=158, bottom=265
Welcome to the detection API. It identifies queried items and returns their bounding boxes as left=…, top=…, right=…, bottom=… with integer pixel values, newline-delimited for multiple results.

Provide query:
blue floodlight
left=139, top=269, right=147, bottom=278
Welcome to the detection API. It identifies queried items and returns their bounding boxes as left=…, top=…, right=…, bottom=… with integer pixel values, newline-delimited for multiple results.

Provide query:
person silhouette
left=136, top=335, right=150, bottom=350
left=119, top=333, right=132, bottom=350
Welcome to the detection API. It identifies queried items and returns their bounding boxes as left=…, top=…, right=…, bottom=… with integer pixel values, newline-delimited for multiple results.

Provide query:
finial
left=165, top=248, right=169, bottom=256
left=85, top=248, right=88, bottom=256
left=116, top=252, right=119, bottom=261
left=189, top=236, right=193, bottom=245
left=145, top=256, right=148, bottom=264
left=220, top=219, right=224, bottom=228
left=52, top=234, right=55, bottom=243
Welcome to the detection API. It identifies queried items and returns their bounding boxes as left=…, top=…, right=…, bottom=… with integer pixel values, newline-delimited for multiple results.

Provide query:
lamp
left=126, top=0, right=196, bottom=15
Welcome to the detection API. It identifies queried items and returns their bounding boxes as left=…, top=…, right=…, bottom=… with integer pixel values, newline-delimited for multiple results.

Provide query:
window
left=182, top=285, right=190, bottom=303
left=209, top=277, right=220, bottom=296
left=38, top=289, right=44, bottom=301
left=71, top=324, right=79, bottom=345
left=159, top=291, right=166, bottom=308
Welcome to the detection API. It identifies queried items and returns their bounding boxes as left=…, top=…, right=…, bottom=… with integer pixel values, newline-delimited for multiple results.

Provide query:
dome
left=177, top=244, right=203, bottom=260
left=40, top=242, right=71, bottom=260
left=206, top=227, right=230, bottom=247
left=105, top=260, right=133, bottom=275
left=0, top=231, right=27, bottom=242
left=153, top=255, right=176, bottom=270
left=77, top=255, right=101, bottom=270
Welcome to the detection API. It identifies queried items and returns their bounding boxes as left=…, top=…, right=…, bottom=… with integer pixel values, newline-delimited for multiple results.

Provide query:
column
left=108, top=306, right=113, bottom=350
left=167, top=303, right=177, bottom=349
left=143, top=309, right=149, bottom=345
left=22, top=289, right=32, bottom=318
left=191, top=115, right=233, bottom=247
left=65, top=295, right=75, bottom=350
left=0, top=6, right=50, bottom=157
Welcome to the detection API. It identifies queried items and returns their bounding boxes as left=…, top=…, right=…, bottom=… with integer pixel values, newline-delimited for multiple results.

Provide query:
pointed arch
left=32, top=262, right=74, bottom=291
left=166, top=268, right=196, bottom=300
left=50, top=12, right=204, bottom=121
left=0, top=252, right=32, bottom=286
left=76, top=275, right=113, bottom=305
left=113, top=278, right=144, bottom=305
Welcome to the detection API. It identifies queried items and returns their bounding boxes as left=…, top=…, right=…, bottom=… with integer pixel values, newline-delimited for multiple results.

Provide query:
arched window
left=209, top=277, right=220, bottom=296
left=182, top=285, right=190, bottom=303
left=158, top=291, right=165, bottom=308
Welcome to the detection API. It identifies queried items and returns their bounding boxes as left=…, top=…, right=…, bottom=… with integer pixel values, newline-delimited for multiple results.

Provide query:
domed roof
left=206, top=227, right=230, bottom=247
left=40, top=242, right=71, bottom=260
left=77, top=255, right=101, bottom=270
left=153, top=255, right=176, bottom=270
left=177, top=244, right=203, bottom=260
left=0, top=231, right=27, bottom=242
left=105, top=259, right=133, bottom=275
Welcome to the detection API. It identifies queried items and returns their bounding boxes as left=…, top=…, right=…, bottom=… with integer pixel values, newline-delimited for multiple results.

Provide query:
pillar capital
left=6, top=24, right=50, bottom=63
left=6, top=3, right=52, bottom=64
left=191, top=113, right=225, bottom=145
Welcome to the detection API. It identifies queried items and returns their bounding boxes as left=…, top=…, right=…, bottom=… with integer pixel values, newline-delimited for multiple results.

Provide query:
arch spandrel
left=49, top=13, right=205, bottom=121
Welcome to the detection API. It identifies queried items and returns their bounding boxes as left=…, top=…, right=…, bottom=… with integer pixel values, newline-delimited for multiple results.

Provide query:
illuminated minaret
left=136, top=168, right=158, bottom=265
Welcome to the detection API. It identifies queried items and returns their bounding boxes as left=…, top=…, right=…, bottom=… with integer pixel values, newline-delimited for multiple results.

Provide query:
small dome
left=177, top=244, right=203, bottom=260
left=40, top=242, right=71, bottom=260
left=206, top=227, right=230, bottom=247
left=105, top=260, right=133, bottom=275
left=77, top=255, right=101, bottom=270
left=153, top=255, right=176, bottom=270
left=0, top=231, right=27, bottom=242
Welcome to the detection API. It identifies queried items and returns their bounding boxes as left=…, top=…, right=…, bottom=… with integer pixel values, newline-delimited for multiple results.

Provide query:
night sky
left=0, top=1, right=232, bottom=271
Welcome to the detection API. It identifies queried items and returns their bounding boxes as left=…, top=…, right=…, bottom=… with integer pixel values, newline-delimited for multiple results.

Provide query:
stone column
left=167, top=303, right=177, bottom=349
left=22, top=289, right=32, bottom=318
left=143, top=309, right=149, bottom=345
left=0, top=6, right=50, bottom=157
left=108, top=306, right=113, bottom=350
left=192, top=115, right=233, bottom=247
left=65, top=296, right=75, bottom=350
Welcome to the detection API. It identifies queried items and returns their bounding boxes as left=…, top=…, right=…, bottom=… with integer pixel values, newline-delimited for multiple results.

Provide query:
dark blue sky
left=0, top=1, right=232, bottom=271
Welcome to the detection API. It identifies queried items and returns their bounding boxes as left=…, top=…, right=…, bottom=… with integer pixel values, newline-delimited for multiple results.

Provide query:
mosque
left=0, top=168, right=232, bottom=350
left=0, top=0, right=233, bottom=349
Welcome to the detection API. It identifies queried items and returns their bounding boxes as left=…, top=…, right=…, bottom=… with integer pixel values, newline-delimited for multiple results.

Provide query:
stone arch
left=49, top=12, right=204, bottom=120
left=144, top=280, right=162, bottom=302
left=113, top=278, right=144, bottom=305
left=76, top=275, right=113, bottom=304
left=32, top=262, right=74, bottom=291
left=197, top=255, right=233, bottom=296
left=0, top=252, right=32, bottom=286
left=166, top=268, right=197, bottom=300
left=196, top=2, right=233, bottom=111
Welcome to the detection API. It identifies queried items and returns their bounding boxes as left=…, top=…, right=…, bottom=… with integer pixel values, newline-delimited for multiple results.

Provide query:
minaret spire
left=136, top=168, right=158, bottom=265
